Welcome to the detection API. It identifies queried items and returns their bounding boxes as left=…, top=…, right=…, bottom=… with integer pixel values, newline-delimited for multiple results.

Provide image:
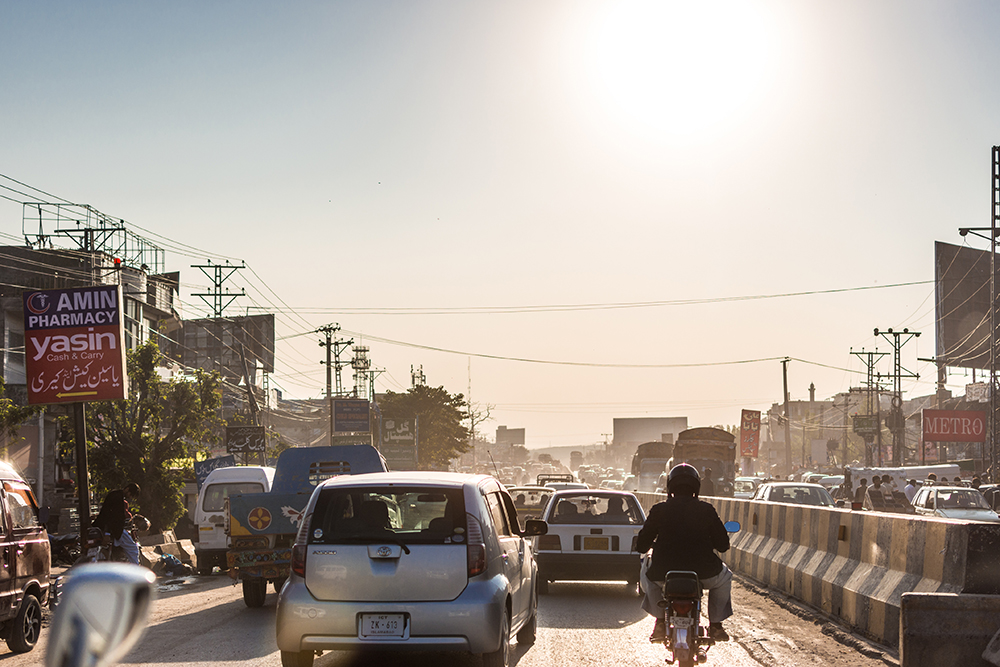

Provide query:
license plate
left=582, top=536, right=609, bottom=551
left=360, top=613, right=405, bottom=638
left=671, top=616, right=694, bottom=628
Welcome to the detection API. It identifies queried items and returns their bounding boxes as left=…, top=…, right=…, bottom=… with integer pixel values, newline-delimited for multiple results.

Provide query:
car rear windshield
left=511, top=489, right=551, bottom=511
left=202, top=482, right=265, bottom=512
left=309, top=487, right=467, bottom=545
left=548, top=494, right=643, bottom=525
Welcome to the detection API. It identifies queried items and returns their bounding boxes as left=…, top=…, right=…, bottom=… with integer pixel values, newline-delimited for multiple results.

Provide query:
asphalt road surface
left=20, top=573, right=898, bottom=667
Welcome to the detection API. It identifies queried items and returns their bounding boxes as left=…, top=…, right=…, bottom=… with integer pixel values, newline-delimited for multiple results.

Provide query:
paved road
left=17, top=573, right=897, bottom=667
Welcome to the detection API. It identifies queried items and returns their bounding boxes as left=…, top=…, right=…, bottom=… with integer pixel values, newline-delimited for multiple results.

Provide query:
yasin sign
left=23, top=285, right=128, bottom=405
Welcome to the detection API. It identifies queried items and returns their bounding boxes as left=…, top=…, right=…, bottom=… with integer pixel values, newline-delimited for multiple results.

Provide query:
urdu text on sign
left=23, top=285, right=128, bottom=405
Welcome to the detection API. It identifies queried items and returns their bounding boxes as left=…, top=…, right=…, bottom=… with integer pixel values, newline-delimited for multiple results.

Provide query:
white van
left=195, top=466, right=275, bottom=574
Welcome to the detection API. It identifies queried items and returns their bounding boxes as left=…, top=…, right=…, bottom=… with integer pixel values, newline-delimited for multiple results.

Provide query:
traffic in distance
left=23, top=428, right=1000, bottom=666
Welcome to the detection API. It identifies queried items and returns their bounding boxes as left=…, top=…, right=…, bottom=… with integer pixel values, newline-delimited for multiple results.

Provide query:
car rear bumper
left=536, top=552, right=640, bottom=582
left=275, top=576, right=508, bottom=655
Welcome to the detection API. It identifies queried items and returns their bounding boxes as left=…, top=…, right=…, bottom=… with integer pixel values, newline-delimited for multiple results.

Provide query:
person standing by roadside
left=904, top=479, right=917, bottom=503
left=854, top=478, right=868, bottom=504
left=94, top=483, right=141, bottom=565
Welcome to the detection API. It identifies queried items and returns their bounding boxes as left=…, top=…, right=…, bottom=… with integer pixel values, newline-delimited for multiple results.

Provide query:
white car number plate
left=360, top=613, right=405, bottom=638
left=670, top=616, right=695, bottom=628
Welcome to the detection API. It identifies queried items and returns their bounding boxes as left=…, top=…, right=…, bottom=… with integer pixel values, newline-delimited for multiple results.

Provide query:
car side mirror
left=522, top=519, right=548, bottom=537
left=835, top=500, right=845, bottom=508
left=46, top=563, right=155, bottom=667
left=38, top=505, right=51, bottom=525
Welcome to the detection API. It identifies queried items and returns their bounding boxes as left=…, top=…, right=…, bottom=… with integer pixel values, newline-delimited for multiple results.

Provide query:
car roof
left=318, top=471, right=495, bottom=489
left=549, top=489, right=639, bottom=500
left=506, top=486, right=551, bottom=492
left=762, top=482, right=827, bottom=489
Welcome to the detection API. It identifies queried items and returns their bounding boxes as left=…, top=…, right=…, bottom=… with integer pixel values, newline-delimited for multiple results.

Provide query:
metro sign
left=921, top=409, right=986, bottom=443
left=23, top=285, right=129, bottom=405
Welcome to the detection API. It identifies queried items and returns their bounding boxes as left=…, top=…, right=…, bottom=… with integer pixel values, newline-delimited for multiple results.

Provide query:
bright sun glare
left=585, top=1, right=778, bottom=142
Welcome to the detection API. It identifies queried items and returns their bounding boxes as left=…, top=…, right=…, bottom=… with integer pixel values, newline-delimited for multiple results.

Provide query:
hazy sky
left=3, top=1, right=1000, bottom=448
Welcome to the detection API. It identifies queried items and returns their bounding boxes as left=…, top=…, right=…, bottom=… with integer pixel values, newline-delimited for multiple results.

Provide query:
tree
left=85, top=340, right=222, bottom=532
left=378, top=385, right=470, bottom=469
left=0, top=380, right=43, bottom=453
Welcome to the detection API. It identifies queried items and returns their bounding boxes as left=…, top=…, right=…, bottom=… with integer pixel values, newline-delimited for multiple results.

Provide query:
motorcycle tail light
left=537, top=535, right=561, bottom=551
left=291, top=544, right=307, bottom=577
left=670, top=600, right=695, bottom=616
left=466, top=514, right=487, bottom=577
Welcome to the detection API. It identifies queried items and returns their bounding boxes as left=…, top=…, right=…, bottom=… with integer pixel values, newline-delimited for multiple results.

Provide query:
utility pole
left=874, top=328, right=921, bottom=465
left=318, top=324, right=338, bottom=445
left=782, top=358, right=792, bottom=475
left=851, top=349, right=889, bottom=466
left=191, top=260, right=246, bottom=317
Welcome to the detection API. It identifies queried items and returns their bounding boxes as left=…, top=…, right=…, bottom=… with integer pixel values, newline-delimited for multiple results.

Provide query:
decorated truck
left=226, top=444, right=388, bottom=607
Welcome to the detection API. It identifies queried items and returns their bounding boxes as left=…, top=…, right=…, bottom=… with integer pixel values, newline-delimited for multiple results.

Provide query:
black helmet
left=667, top=463, right=701, bottom=495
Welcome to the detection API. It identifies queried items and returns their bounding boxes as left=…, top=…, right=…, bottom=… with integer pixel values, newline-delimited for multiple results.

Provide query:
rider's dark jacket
left=636, top=495, right=730, bottom=581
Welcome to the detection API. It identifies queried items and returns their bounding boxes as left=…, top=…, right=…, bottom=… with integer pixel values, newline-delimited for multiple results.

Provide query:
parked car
left=533, top=489, right=646, bottom=595
left=276, top=472, right=546, bottom=667
left=751, top=482, right=837, bottom=507
left=911, top=485, right=1000, bottom=523
left=0, top=461, right=50, bottom=653
left=505, top=486, right=553, bottom=530
left=733, top=477, right=761, bottom=499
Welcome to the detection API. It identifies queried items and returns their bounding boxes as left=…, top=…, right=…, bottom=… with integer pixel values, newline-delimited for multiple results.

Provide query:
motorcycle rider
left=637, top=463, right=733, bottom=642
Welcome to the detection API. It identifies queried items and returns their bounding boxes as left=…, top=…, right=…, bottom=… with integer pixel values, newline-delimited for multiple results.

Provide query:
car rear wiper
left=327, top=535, right=411, bottom=554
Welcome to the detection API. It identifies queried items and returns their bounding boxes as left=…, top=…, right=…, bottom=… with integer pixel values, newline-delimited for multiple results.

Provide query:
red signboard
left=23, top=285, right=128, bottom=405
left=740, top=409, right=761, bottom=458
left=921, top=409, right=986, bottom=443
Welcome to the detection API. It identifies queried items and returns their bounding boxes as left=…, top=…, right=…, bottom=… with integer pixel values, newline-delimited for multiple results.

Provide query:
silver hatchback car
left=276, top=472, right=547, bottom=667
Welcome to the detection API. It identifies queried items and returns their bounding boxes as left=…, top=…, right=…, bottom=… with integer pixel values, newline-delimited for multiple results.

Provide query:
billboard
left=381, top=418, right=418, bottom=470
left=334, top=399, right=371, bottom=433
left=226, top=425, right=266, bottom=453
left=934, top=241, right=998, bottom=370
left=739, top=410, right=761, bottom=458
left=922, top=409, right=986, bottom=443
left=175, top=314, right=275, bottom=382
left=23, top=285, right=128, bottom=405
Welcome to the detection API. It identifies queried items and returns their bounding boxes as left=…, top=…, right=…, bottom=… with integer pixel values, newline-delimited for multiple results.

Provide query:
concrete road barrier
left=900, top=593, right=1000, bottom=667
left=635, top=492, right=1000, bottom=651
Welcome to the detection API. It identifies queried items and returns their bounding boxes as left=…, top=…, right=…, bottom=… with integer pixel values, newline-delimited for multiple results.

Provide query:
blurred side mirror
left=723, top=520, right=741, bottom=533
left=46, top=563, right=155, bottom=667
left=522, top=519, right=548, bottom=537
left=38, top=505, right=51, bottom=526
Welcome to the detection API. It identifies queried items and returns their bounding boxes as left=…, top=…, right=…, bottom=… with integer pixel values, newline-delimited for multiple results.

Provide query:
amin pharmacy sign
left=23, top=285, right=128, bottom=405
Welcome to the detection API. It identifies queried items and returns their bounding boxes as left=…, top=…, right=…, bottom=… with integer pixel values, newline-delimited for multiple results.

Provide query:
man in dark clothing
left=637, top=463, right=733, bottom=643
left=701, top=467, right=716, bottom=496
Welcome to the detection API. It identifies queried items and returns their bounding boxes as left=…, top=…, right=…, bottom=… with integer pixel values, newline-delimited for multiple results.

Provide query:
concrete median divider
left=635, top=492, right=1000, bottom=655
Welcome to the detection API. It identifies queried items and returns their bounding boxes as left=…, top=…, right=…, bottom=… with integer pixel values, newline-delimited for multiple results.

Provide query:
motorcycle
left=48, top=532, right=81, bottom=567
left=74, top=514, right=149, bottom=566
left=657, top=520, right=741, bottom=667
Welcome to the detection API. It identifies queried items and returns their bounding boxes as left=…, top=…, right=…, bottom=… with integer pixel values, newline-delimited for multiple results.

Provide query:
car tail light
left=631, top=536, right=639, bottom=552
left=537, top=535, right=561, bottom=551
left=670, top=600, right=694, bottom=616
left=466, top=514, right=487, bottom=577
left=291, top=544, right=307, bottom=577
